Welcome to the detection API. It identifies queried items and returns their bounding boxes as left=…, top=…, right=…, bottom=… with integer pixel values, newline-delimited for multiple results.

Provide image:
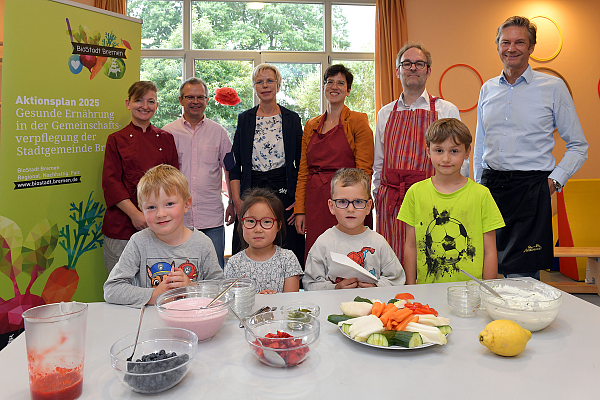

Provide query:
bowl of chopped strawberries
left=244, top=310, right=320, bottom=368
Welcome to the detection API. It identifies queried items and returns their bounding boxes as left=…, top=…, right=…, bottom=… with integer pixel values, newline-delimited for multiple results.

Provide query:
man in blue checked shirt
left=474, top=16, right=588, bottom=279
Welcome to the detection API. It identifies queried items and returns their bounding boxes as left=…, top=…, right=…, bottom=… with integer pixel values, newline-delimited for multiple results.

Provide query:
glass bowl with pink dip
left=155, top=282, right=234, bottom=341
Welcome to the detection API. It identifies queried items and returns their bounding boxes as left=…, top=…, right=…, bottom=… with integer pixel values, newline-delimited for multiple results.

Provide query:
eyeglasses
left=254, top=79, right=277, bottom=86
left=398, top=60, right=428, bottom=70
left=332, top=199, right=369, bottom=209
left=241, top=217, right=278, bottom=229
left=325, top=79, right=347, bottom=87
left=183, top=95, right=209, bottom=101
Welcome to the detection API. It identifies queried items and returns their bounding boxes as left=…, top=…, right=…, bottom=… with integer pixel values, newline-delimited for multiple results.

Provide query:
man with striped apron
left=373, top=42, right=461, bottom=264
left=474, top=16, right=588, bottom=278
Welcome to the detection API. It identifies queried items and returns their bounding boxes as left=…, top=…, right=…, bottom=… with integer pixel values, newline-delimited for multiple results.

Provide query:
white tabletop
left=1, top=282, right=598, bottom=399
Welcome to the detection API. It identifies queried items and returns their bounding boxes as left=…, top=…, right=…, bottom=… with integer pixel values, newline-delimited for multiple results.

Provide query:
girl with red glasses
left=225, top=188, right=302, bottom=294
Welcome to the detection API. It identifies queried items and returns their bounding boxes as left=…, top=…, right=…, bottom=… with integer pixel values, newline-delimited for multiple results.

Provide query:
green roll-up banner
left=0, top=0, right=141, bottom=346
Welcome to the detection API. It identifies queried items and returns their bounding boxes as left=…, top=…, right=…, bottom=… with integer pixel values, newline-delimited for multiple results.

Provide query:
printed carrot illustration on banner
left=43, top=192, right=105, bottom=303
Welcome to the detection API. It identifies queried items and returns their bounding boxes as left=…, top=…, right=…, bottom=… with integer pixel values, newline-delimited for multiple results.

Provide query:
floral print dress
left=252, top=114, right=285, bottom=172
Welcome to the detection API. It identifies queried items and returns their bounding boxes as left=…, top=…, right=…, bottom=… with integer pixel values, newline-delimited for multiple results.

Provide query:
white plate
left=338, top=326, right=437, bottom=350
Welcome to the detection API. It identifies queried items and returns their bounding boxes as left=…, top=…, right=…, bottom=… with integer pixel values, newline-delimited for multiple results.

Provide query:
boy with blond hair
left=398, top=118, right=504, bottom=284
left=104, top=164, right=223, bottom=307
left=303, top=168, right=405, bottom=290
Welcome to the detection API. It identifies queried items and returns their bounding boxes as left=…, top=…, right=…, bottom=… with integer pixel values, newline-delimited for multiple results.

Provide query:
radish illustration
left=0, top=217, right=59, bottom=339
left=42, top=192, right=105, bottom=304
left=80, top=55, right=97, bottom=72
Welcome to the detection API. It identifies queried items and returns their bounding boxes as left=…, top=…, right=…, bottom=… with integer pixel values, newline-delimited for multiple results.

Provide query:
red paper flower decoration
left=215, top=87, right=241, bottom=106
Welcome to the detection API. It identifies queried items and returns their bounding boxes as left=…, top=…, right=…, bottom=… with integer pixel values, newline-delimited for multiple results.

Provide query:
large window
left=128, top=0, right=376, bottom=133
left=192, top=2, right=325, bottom=51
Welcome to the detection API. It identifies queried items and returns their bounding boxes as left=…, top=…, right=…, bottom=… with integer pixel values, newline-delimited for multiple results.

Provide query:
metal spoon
left=229, top=305, right=286, bottom=367
left=459, top=269, right=504, bottom=300
left=203, top=277, right=242, bottom=309
left=239, top=306, right=270, bottom=328
left=127, top=305, right=146, bottom=362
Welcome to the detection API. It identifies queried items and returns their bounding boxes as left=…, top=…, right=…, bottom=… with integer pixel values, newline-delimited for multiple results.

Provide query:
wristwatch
left=228, top=199, right=234, bottom=205
left=551, top=179, right=562, bottom=192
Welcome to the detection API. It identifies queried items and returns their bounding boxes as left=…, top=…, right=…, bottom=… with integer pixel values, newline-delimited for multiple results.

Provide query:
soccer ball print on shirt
left=422, top=207, right=474, bottom=281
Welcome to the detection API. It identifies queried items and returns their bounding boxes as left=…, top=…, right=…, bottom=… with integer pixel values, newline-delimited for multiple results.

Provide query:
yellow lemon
left=478, top=320, right=532, bottom=357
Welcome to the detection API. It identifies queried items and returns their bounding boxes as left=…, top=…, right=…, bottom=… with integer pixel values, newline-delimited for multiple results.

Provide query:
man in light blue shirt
left=474, top=16, right=588, bottom=278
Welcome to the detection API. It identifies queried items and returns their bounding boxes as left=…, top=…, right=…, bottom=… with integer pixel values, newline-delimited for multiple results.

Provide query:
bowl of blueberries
left=110, top=327, right=198, bottom=393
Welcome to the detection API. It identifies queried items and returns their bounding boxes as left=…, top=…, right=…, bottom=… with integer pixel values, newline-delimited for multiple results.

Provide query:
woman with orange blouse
left=295, top=64, right=374, bottom=259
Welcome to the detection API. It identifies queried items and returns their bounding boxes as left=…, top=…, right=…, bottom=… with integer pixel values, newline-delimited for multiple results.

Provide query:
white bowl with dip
left=155, top=282, right=234, bottom=341
left=480, top=278, right=562, bottom=332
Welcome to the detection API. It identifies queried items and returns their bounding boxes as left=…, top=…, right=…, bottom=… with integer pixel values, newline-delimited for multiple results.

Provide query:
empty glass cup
left=466, top=280, right=480, bottom=293
left=220, top=278, right=256, bottom=318
left=447, top=286, right=480, bottom=317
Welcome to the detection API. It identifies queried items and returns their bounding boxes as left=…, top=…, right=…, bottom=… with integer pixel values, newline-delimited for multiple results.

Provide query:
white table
left=1, top=282, right=598, bottom=399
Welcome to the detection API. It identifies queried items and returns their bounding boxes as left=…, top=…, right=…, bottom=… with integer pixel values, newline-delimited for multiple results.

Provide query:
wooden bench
left=543, top=247, right=600, bottom=294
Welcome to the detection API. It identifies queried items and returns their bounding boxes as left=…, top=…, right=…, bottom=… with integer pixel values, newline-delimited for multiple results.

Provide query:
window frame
left=135, top=0, right=375, bottom=112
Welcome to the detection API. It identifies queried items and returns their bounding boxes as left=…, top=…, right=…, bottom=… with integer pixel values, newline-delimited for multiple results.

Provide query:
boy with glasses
left=303, top=168, right=405, bottom=290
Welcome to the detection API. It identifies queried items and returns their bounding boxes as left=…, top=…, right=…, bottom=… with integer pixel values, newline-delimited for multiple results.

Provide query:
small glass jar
left=220, top=278, right=256, bottom=318
left=465, top=280, right=480, bottom=293
left=281, top=302, right=321, bottom=319
left=447, top=285, right=480, bottom=317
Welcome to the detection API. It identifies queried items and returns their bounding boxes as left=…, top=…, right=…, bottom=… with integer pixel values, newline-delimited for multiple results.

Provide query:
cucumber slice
left=327, top=314, right=352, bottom=325
left=353, top=296, right=373, bottom=304
left=381, top=330, right=423, bottom=348
left=396, top=331, right=423, bottom=348
left=366, top=333, right=389, bottom=347
left=341, top=324, right=352, bottom=335
left=437, top=325, right=453, bottom=335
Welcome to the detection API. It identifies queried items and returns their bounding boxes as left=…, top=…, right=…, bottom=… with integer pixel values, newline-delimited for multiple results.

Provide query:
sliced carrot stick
left=370, top=302, right=378, bottom=316
left=389, top=308, right=412, bottom=322
left=382, top=302, right=398, bottom=315
left=396, top=314, right=419, bottom=331
left=371, top=302, right=384, bottom=317
left=380, top=306, right=399, bottom=324
left=380, top=313, right=391, bottom=325
left=386, top=319, right=393, bottom=331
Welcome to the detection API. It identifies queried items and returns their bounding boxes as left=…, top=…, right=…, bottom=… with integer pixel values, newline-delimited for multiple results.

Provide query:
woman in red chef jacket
left=101, top=81, right=179, bottom=273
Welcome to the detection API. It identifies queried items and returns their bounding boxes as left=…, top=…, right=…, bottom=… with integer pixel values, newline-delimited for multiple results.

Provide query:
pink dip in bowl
left=158, top=297, right=229, bottom=341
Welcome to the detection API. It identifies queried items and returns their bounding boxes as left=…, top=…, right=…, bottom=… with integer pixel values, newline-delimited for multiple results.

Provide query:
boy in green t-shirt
left=398, top=118, right=505, bottom=284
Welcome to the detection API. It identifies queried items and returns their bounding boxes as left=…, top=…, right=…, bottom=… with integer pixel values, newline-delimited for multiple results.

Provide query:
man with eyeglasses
left=373, top=42, right=461, bottom=265
left=474, top=16, right=588, bottom=279
left=163, top=77, right=235, bottom=269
